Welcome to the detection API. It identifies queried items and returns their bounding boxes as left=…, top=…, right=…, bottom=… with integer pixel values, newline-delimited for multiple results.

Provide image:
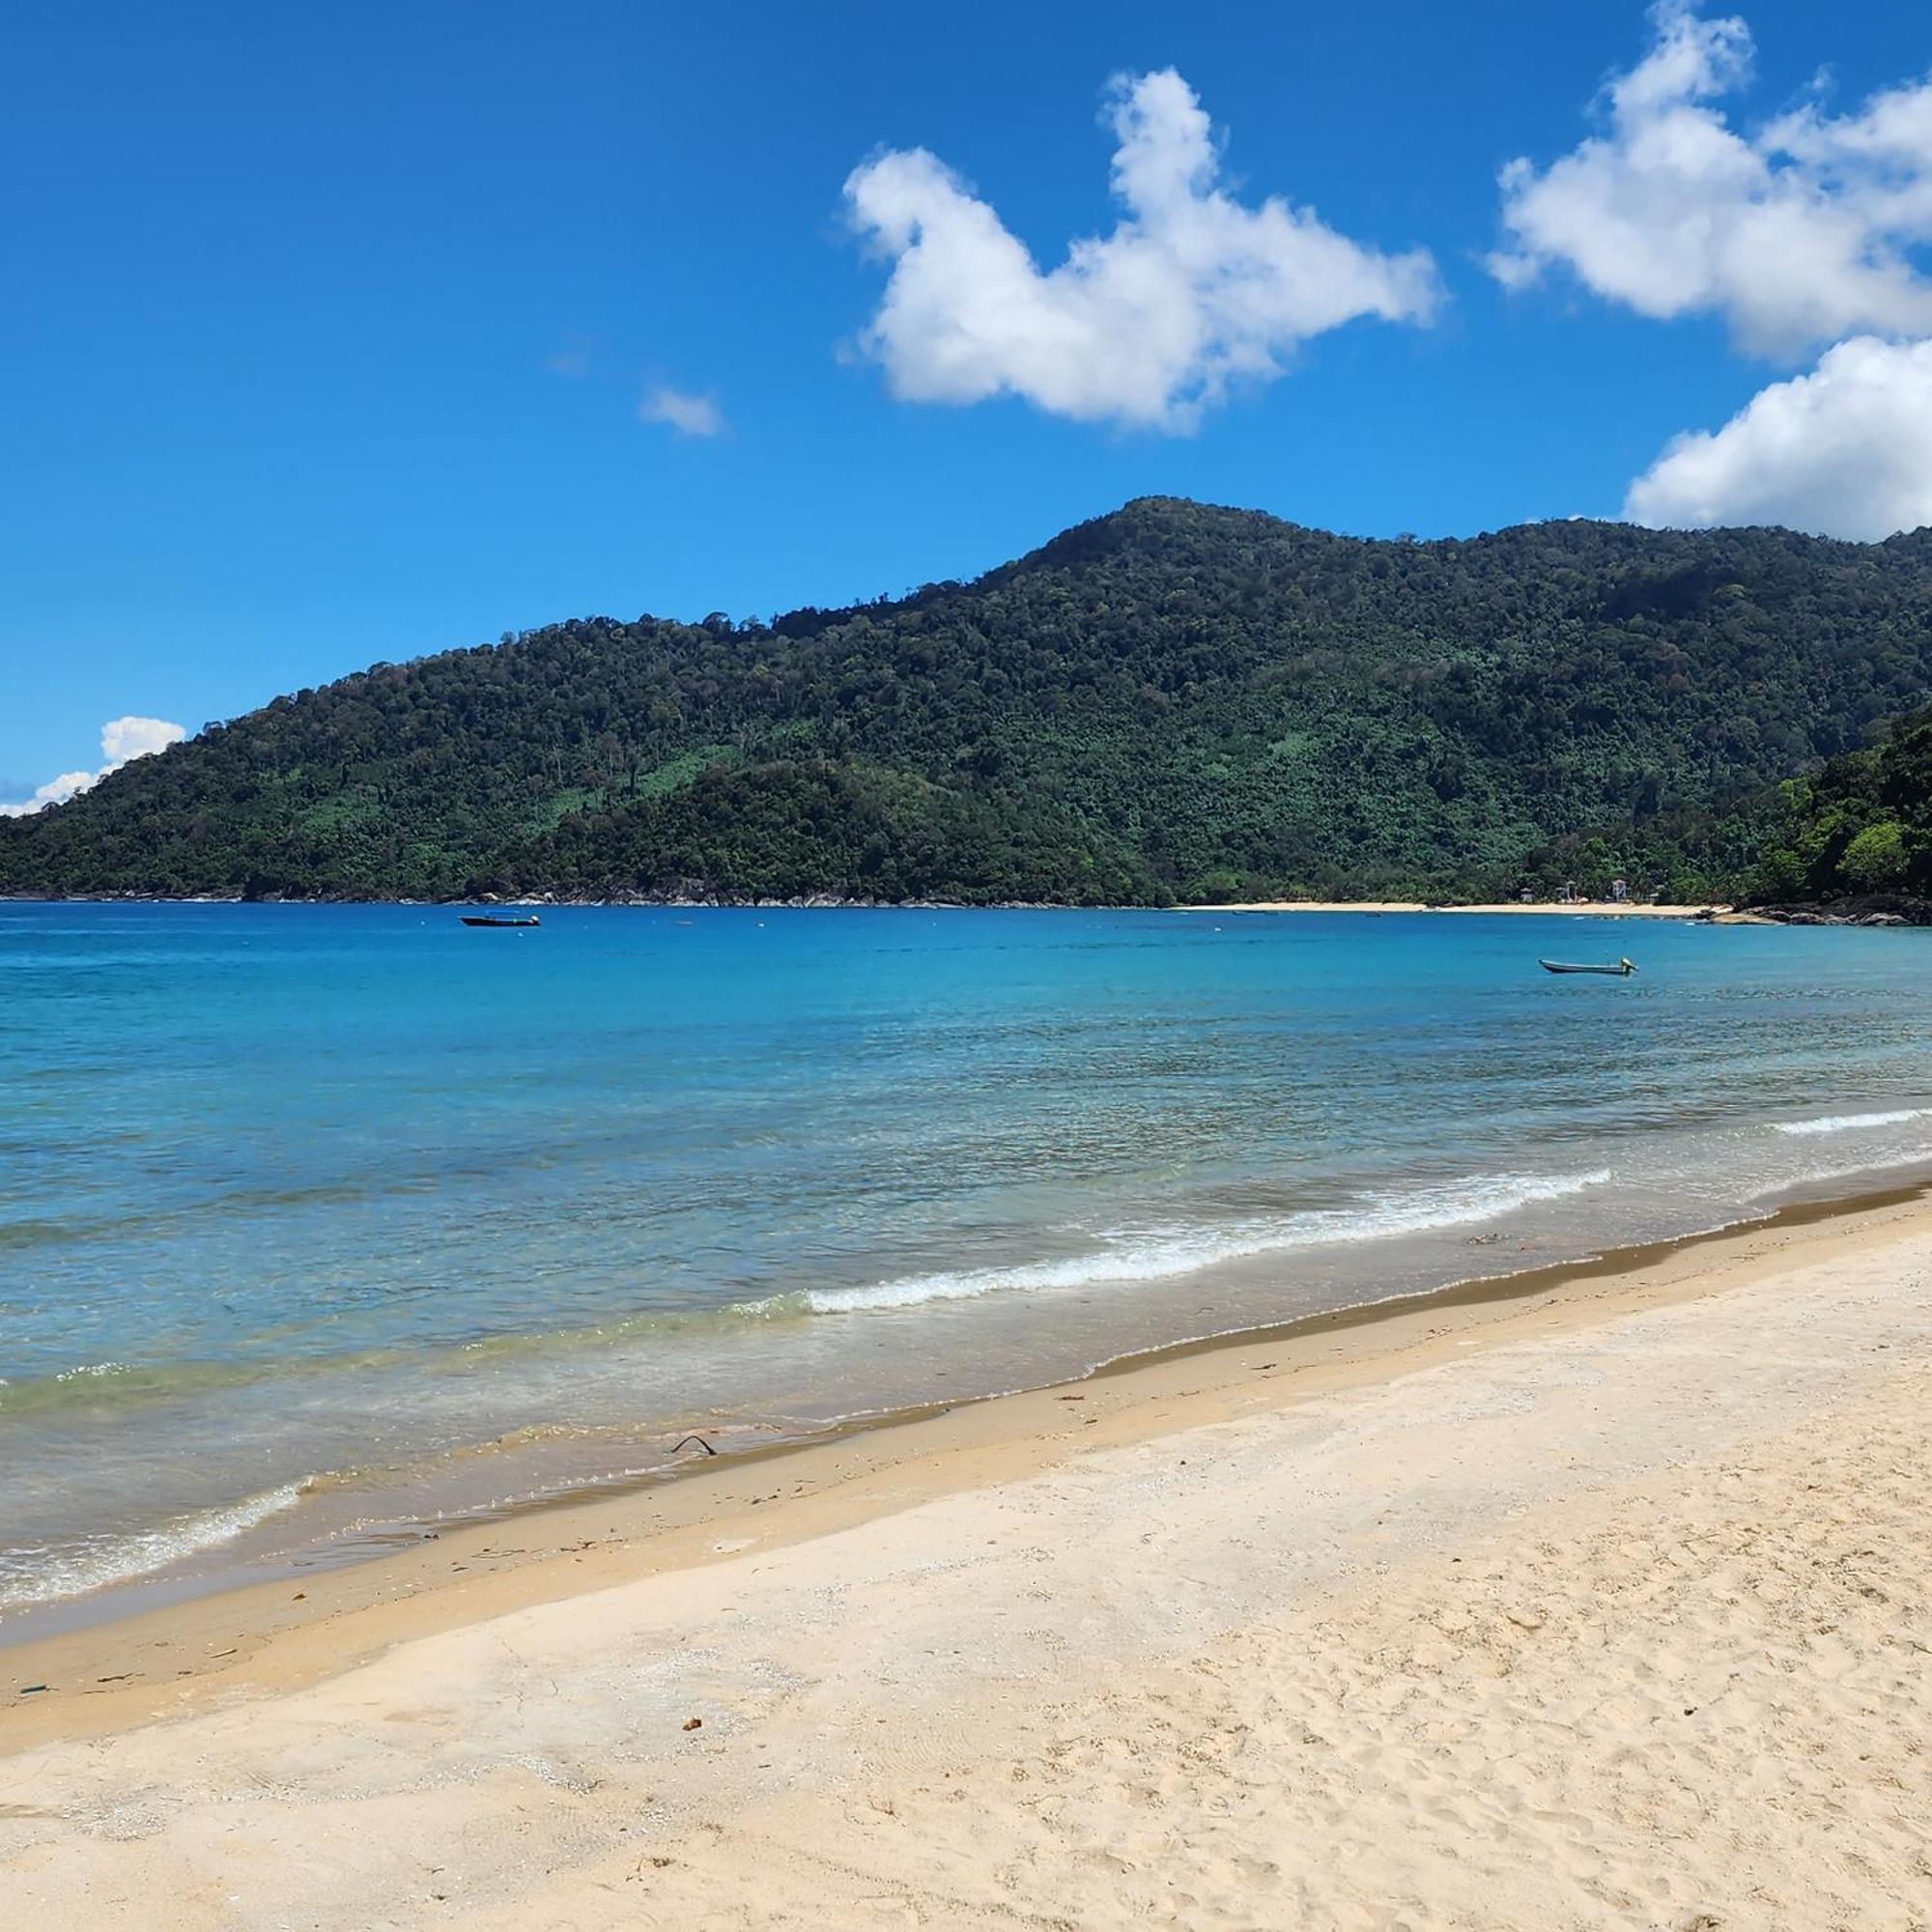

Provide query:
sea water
left=2, top=903, right=1927, bottom=1623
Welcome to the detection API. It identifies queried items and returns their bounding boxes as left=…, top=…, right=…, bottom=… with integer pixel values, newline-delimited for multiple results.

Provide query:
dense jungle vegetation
left=4, top=497, right=1929, bottom=904
left=1515, top=708, right=1932, bottom=907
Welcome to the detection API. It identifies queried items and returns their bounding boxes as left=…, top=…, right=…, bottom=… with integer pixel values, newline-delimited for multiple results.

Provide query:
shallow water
left=2, top=902, right=1927, bottom=1619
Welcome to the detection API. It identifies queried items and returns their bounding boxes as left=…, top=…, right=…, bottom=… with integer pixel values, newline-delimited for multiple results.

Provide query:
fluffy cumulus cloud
left=842, top=69, right=1441, bottom=431
left=1492, top=2, right=1932, bottom=355
left=639, top=385, right=725, bottom=437
left=1626, top=335, right=1932, bottom=537
left=0, top=715, right=185, bottom=818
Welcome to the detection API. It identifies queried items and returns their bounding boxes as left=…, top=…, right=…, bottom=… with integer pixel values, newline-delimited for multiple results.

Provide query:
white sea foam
left=1773, top=1108, right=1932, bottom=1138
left=792, top=1170, right=1613, bottom=1317
left=0, top=1480, right=308, bottom=1613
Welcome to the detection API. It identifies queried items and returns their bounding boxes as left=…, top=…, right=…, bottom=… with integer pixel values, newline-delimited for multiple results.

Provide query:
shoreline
left=7, top=1170, right=1928, bottom=1756
left=17, top=896, right=1926, bottom=925
left=6, top=1178, right=1929, bottom=1927
left=4, top=1165, right=1906, bottom=1653
left=1186, top=897, right=1750, bottom=917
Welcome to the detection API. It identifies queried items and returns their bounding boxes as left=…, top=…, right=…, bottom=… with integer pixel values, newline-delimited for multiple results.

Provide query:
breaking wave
left=770, top=1169, right=1613, bottom=1317
left=0, top=1481, right=309, bottom=1613
left=1774, top=1108, right=1932, bottom=1138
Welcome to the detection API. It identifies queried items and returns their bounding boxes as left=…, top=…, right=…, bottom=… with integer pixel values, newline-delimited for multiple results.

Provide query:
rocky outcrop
left=1748, top=895, right=1932, bottom=927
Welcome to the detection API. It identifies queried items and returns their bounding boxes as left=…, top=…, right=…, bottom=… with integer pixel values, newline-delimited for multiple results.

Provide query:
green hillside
left=4, top=497, right=1930, bottom=903
left=1515, top=709, right=1932, bottom=908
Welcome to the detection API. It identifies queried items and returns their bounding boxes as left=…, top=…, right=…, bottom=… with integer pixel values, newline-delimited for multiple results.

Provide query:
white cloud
left=640, top=385, right=725, bottom=437
left=1492, top=3, right=1932, bottom=355
left=0, top=715, right=186, bottom=818
left=0, top=771, right=99, bottom=818
left=842, top=69, right=1441, bottom=432
left=1625, top=335, right=1932, bottom=538
left=99, top=716, right=184, bottom=765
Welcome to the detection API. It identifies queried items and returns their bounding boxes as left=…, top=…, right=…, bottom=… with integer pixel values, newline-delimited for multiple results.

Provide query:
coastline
left=1186, top=898, right=1750, bottom=917
left=7, top=1173, right=1927, bottom=1753
left=0, top=892, right=1747, bottom=913
left=6, top=894, right=1880, bottom=924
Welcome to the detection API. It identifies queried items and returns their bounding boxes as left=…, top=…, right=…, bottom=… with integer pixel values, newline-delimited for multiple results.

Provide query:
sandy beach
left=1186, top=899, right=1751, bottom=918
left=2, top=1186, right=1927, bottom=1927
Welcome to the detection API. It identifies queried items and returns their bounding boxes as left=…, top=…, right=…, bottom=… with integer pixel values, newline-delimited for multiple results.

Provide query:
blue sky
left=5, top=0, right=1932, bottom=800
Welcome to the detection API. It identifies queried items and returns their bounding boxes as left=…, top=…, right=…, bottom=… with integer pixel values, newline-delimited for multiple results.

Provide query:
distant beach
left=1187, top=898, right=1753, bottom=917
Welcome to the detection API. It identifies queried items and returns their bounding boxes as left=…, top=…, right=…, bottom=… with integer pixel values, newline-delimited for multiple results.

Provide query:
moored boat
left=460, top=913, right=541, bottom=928
left=1540, top=956, right=1635, bottom=976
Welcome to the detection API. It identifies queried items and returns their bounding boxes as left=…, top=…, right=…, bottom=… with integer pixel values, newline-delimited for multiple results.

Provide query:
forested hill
left=5, top=497, right=1931, bottom=904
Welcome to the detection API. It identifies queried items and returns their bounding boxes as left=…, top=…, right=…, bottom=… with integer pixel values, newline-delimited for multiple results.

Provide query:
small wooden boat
left=1540, top=956, right=1634, bottom=976
left=460, top=913, right=541, bottom=928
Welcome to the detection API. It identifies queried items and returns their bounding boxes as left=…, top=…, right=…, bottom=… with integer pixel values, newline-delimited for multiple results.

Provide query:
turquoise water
left=2, top=902, right=1928, bottom=1622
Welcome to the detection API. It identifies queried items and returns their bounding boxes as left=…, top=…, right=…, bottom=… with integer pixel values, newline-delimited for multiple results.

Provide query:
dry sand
left=2, top=1194, right=1928, bottom=1929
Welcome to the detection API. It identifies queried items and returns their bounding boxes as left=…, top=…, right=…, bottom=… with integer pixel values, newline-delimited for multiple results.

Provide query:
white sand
left=1180, top=899, right=1732, bottom=916
left=2, top=1218, right=1927, bottom=1928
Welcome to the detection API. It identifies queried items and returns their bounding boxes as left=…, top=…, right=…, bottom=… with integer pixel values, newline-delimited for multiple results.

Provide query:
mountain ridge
left=5, top=497, right=1931, bottom=904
